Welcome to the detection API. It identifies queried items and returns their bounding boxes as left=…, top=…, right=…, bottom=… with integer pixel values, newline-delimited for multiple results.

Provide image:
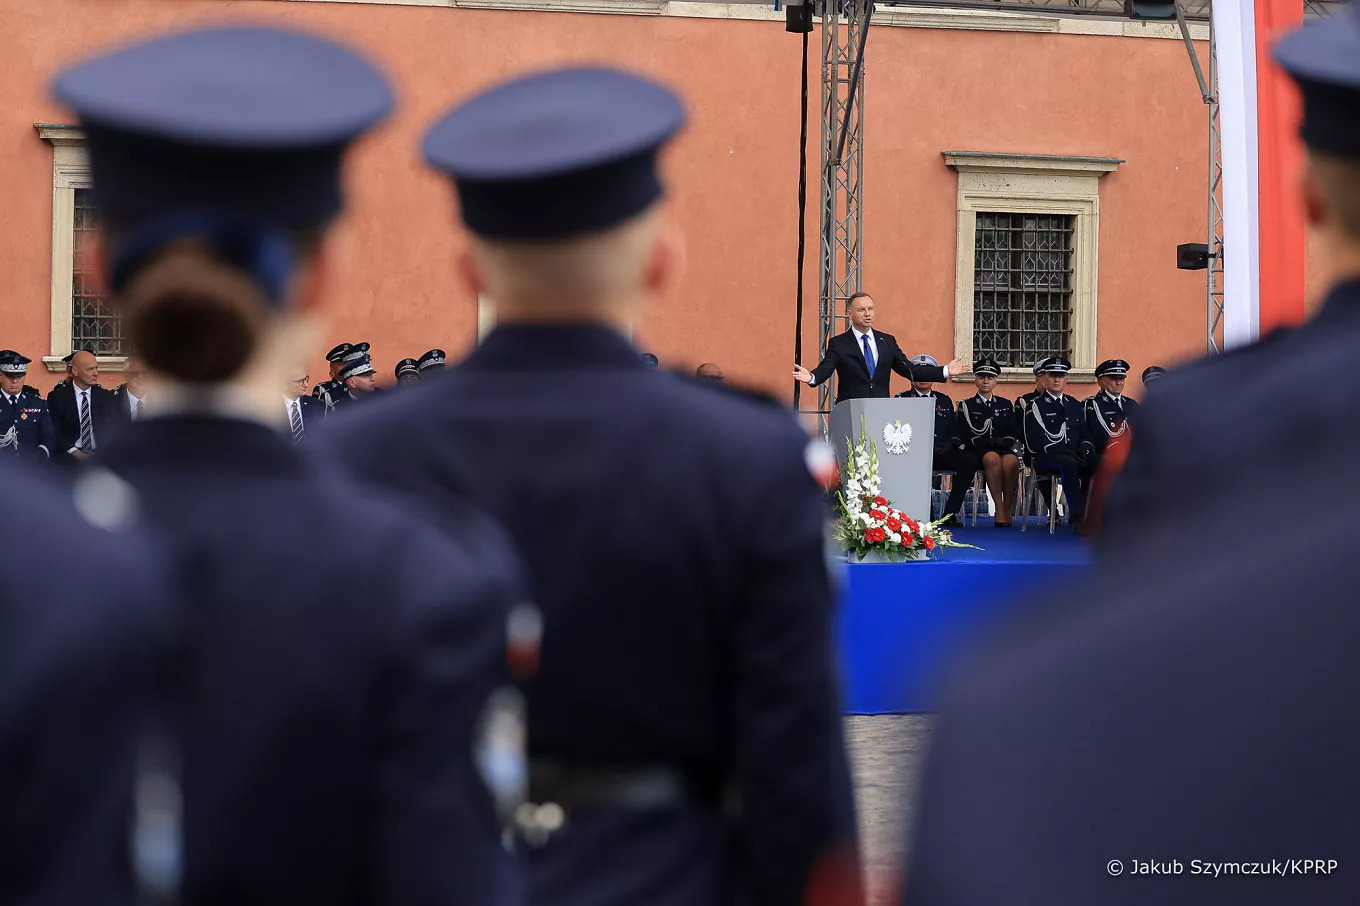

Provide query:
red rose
left=873, top=496, right=888, bottom=506
left=869, top=509, right=886, bottom=521
left=886, top=517, right=902, bottom=533
left=924, top=536, right=936, bottom=550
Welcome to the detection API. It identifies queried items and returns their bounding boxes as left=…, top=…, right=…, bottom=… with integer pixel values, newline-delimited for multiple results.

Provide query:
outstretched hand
left=792, top=365, right=813, bottom=384
left=946, top=358, right=967, bottom=377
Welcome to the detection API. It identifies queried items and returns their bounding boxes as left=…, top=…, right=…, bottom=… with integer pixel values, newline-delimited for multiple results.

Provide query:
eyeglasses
left=291, top=376, right=310, bottom=385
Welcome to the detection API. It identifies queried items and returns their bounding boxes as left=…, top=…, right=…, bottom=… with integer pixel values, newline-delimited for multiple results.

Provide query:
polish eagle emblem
left=882, top=419, right=912, bottom=455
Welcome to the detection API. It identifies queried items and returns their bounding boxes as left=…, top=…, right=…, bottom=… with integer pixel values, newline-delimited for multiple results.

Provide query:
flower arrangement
left=833, top=416, right=978, bottom=562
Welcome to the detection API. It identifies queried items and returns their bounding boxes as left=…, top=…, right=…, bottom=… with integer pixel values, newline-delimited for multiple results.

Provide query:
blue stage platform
left=837, top=518, right=1092, bottom=714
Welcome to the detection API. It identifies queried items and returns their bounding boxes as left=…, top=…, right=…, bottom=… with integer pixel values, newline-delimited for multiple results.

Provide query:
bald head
left=696, top=363, right=724, bottom=383
left=71, top=350, right=99, bottom=389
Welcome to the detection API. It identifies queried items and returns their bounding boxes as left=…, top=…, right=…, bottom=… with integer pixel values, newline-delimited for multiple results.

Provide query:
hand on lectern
left=792, top=365, right=813, bottom=384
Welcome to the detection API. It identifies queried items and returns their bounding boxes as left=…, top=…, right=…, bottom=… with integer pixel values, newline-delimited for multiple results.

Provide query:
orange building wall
left=1, top=0, right=1210, bottom=401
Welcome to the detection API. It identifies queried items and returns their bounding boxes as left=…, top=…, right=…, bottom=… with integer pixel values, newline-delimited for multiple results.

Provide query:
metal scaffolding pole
left=817, top=0, right=870, bottom=428
left=1206, top=20, right=1224, bottom=353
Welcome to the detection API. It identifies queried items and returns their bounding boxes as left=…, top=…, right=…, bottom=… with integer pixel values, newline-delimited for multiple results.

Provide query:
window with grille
left=971, top=212, right=1075, bottom=369
left=71, top=188, right=122, bottom=356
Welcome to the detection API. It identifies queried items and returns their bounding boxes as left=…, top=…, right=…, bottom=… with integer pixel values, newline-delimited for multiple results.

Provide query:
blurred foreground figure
left=904, top=16, right=1360, bottom=905
left=1103, top=8, right=1360, bottom=553
left=55, top=26, right=524, bottom=904
left=325, top=67, right=861, bottom=906
left=0, top=470, right=157, bottom=906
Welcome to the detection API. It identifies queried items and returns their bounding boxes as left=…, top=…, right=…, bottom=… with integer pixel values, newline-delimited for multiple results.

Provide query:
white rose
left=890, top=532, right=901, bottom=544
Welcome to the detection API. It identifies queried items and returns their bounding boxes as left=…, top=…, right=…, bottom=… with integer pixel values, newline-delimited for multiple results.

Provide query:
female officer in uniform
left=53, top=26, right=523, bottom=905
left=956, top=356, right=1021, bottom=526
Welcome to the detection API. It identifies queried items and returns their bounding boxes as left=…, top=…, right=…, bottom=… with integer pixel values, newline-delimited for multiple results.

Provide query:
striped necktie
left=78, top=390, right=94, bottom=451
left=289, top=401, right=305, bottom=446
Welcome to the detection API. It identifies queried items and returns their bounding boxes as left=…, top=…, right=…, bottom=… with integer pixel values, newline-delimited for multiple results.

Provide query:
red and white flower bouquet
left=833, top=417, right=978, bottom=562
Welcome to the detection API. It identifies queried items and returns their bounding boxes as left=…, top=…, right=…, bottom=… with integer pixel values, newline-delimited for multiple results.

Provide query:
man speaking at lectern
left=793, top=292, right=964, bottom=401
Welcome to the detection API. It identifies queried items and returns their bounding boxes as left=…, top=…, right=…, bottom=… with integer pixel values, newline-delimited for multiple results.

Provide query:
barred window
left=71, top=188, right=122, bottom=356
left=971, top=212, right=1075, bottom=369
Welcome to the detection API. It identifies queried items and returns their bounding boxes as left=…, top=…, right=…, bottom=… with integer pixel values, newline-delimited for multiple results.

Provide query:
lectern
left=829, top=397, right=935, bottom=524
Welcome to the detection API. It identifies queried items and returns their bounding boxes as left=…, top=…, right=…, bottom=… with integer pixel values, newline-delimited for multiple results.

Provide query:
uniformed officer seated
left=395, top=357, right=421, bottom=384
left=333, top=353, right=377, bottom=408
left=1083, top=358, right=1140, bottom=493
left=311, top=342, right=352, bottom=408
left=417, top=348, right=446, bottom=375
left=0, top=350, right=55, bottom=462
left=1021, top=356, right=1093, bottom=532
left=956, top=356, right=1019, bottom=527
left=898, top=354, right=978, bottom=526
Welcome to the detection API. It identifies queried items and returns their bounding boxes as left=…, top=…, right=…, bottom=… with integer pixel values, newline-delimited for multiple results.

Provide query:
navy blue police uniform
left=897, top=354, right=978, bottom=522
left=331, top=352, right=376, bottom=412
left=322, top=66, right=862, bottom=906
left=1, top=469, right=162, bottom=906
left=312, top=342, right=352, bottom=409
left=1021, top=356, right=1092, bottom=530
left=395, top=357, right=421, bottom=384
left=1102, top=3, right=1360, bottom=555
left=56, top=26, right=527, bottom=905
left=955, top=360, right=1019, bottom=457
left=417, top=348, right=446, bottom=375
left=0, top=351, right=56, bottom=462
left=1082, top=358, right=1140, bottom=494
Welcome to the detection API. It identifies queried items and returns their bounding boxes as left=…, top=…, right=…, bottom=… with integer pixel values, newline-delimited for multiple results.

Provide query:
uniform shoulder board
left=21, top=385, right=41, bottom=398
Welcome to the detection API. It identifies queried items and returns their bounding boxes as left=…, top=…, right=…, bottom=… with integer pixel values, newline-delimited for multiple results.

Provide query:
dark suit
left=322, top=325, right=861, bottom=906
left=903, top=477, right=1360, bottom=906
left=808, top=328, right=945, bottom=401
left=99, top=416, right=522, bottom=905
left=111, top=385, right=148, bottom=422
left=1, top=465, right=161, bottom=906
left=284, top=394, right=321, bottom=444
left=46, top=382, right=117, bottom=465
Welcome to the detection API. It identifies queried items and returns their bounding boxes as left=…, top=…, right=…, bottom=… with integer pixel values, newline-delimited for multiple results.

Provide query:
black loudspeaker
left=1124, top=0, right=1178, bottom=18
left=1177, top=242, right=1209, bottom=270
left=786, top=0, right=814, bottom=33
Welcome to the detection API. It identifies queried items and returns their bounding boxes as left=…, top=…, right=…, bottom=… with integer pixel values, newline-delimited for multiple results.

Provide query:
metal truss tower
left=816, top=0, right=871, bottom=424
left=1205, top=22, right=1224, bottom=353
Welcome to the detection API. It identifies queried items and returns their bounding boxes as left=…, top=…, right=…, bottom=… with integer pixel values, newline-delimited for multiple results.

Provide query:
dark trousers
left=1079, top=449, right=1105, bottom=498
left=933, top=445, right=981, bottom=517
left=1033, top=453, right=1086, bottom=525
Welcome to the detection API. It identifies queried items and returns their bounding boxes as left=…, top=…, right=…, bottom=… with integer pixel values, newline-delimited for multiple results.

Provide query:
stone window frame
left=36, top=123, right=127, bottom=374
left=943, top=151, right=1122, bottom=383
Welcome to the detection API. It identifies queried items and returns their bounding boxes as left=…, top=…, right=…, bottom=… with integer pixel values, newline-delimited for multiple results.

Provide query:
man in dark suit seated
left=792, top=292, right=963, bottom=401
left=110, top=354, right=149, bottom=423
left=46, top=349, right=117, bottom=465
left=283, top=366, right=322, bottom=445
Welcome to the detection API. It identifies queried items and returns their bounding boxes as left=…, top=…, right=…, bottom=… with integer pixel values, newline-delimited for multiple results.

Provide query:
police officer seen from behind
left=904, top=18, right=1360, bottom=902
left=1082, top=359, right=1139, bottom=495
left=0, top=351, right=55, bottom=462
left=1021, top=356, right=1092, bottom=533
left=325, top=66, right=862, bottom=906
left=898, top=354, right=978, bottom=527
left=396, top=357, right=421, bottom=384
left=0, top=469, right=161, bottom=904
left=956, top=356, right=1020, bottom=527
left=55, top=25, right=526, bottom=904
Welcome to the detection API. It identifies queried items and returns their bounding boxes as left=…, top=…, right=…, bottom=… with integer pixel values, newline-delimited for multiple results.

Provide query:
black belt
left=528, top=759, right=716, bottom=812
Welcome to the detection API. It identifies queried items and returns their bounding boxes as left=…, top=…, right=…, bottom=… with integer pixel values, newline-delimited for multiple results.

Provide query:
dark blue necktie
left=861, top=333, right=876, bottom=373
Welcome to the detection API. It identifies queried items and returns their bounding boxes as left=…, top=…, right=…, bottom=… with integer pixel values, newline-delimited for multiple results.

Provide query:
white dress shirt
left=126, top=391, right=145, bottom=420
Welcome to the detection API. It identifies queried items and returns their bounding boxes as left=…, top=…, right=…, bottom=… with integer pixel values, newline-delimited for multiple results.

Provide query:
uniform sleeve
left=1084, top=399, right=1104, bottom=451
left=38, top=407, right=55, bottom=459
left=942, top=396, right=963, bottom=446
left=958, top=400, right=984, bottom=451
left=372, top=526, right=519, bottom=906
left=726, top=432, right=863, bottom=906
